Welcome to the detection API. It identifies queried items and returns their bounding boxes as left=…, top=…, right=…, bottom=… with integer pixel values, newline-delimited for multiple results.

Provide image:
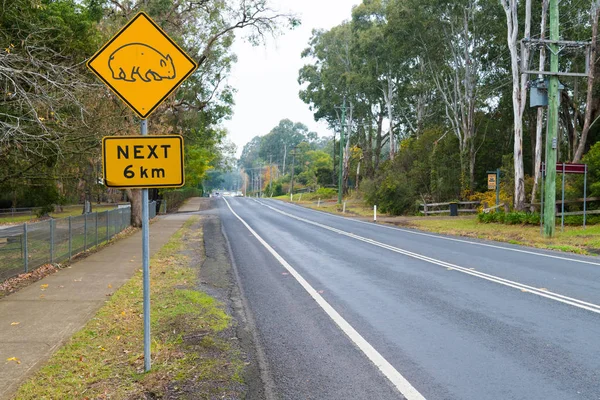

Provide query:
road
left=217, top=197, right=600, bottom=400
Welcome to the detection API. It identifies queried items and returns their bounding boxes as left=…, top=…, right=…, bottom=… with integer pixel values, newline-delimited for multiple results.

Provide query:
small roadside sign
left=87, top=12, right=198, bottom=119
left=102, top=136, right=184, bottom=188
left=488, top=174, right=497, bottom=190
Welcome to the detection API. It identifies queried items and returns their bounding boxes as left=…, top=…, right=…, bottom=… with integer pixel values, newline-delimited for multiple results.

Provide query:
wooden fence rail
left=420, top=201, right=480, bottom=216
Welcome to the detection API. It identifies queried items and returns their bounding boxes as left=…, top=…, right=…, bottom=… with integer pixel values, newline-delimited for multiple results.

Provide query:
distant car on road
left=235, top=191, right=244, bottom=197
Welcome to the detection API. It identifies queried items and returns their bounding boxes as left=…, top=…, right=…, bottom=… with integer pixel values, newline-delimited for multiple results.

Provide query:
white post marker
left=374, top=205, right=377, bottom=222
left=318, top=198, right=321, bottom=207
left=343, top=201, right=346, bottom=213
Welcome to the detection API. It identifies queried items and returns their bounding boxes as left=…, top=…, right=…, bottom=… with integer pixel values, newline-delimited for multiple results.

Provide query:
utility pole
left=338, top=98, right=346, bottom=204
left=543, top=0, right=559, bottom=237
left=291, top=149, right=296, bottom=196
left=269, top=154, right=273, bottom=194
left=259, top=163, right=263, bottom=198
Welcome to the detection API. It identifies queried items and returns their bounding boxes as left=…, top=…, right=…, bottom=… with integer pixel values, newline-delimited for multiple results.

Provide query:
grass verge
left=273, top=195, right=377, bottom=217
left=15, top=216, right=244, bottom=399
left=405, top=217, right=600, bottom=255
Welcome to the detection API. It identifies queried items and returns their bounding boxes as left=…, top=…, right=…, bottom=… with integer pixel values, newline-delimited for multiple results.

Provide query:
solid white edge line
left=223, top=197, right=426, bottom=400
left=253, top=198, right=600, bottom=315
left=265, top=198, right=600, bottom=267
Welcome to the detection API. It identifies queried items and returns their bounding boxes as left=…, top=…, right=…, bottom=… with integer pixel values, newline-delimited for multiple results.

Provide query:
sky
left=223, top=0, right=361, bottom=156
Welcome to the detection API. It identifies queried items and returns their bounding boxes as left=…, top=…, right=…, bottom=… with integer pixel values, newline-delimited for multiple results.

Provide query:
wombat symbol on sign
left=108, top=43, right=176, bottom=82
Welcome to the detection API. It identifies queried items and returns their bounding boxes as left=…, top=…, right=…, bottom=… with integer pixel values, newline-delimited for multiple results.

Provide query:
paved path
left=177, top=197, right=205, bottom=213
left=0, top=213, right=191, bottom=399
left=219, top=197, right=600, bottom=400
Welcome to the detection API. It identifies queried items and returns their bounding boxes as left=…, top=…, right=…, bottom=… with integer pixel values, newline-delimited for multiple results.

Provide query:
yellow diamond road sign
left=87, top=12, right=198, bottom=119
left=103, top=136, right=184, bottom=188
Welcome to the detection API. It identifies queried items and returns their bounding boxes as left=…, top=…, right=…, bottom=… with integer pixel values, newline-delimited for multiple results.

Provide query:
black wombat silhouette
left=108, top=43, right=176, bottom=82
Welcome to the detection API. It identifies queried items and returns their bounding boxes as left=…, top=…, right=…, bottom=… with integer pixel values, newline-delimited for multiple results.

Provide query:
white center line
left=223, top=197, right=425, bottom=400
left=253, top=198, right=600, bottom=315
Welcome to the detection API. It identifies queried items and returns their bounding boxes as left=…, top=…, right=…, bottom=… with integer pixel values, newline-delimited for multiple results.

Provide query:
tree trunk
left=531, top=0, right=548, bottom=208
left=502, top=0, right=529, bottom=210
left=374, top=111, right=384, bottom=172
left=127, top=189, right=142, bottom=227
left=573, top=2, right=599, bottom=162
left=385, top=70, right=395, bottom=160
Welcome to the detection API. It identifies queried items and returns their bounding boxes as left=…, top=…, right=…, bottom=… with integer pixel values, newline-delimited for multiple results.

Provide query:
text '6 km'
left=102, top=136, right=184, bottom=188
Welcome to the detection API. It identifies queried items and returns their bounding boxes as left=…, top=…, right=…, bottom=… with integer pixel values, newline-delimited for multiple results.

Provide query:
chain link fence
left=0, top=202, right=156, bottom=281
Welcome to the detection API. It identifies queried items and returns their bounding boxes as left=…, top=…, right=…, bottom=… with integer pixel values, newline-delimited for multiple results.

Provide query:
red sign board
left=541, top=163, right=587, bottom=174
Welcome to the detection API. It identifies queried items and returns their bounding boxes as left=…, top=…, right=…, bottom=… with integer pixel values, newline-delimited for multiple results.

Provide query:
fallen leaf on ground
left=10, top=322, right=19, bottom=326
left=6, top=357, right=20, bottom=364
left=107, top=284, right=112, bottom=288
left=40, top=284, right=48, bottom=289
left=39, top=295, right=45, bottom=298
left=73, top=278, right=82, bottom=282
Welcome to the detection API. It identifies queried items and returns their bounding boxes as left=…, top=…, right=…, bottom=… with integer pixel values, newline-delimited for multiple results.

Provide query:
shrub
left=315, top=187, right=337, bottom=198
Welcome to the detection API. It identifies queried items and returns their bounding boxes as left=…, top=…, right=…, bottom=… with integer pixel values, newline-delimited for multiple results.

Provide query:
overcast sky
left=223, top=0, right=361, bottom=156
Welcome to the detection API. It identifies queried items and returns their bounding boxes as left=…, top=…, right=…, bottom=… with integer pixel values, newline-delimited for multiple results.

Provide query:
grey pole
left=23, top=223, right=28, bottom=273
left=84, top=214, right=88, bottom=251
left=584, top=164, right=588, bottom=229
left=95, top=211, right=99, bottom=247
left=496, top=168, right=500, bottom=206
left=68, top=216, right=72, bottom=260
left=561, top=162, right=565, bottom=232
left=50, top=219, right=54, bottom=264
left=141, top=119, right=151, bottom=372
left=106, top=210, right=110, bottom=241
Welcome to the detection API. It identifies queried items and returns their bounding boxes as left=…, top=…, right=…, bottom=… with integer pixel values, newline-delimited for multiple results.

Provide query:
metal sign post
left=141, top=119, right=151, bottom=372
left=88, top=11, right=197, bottom=373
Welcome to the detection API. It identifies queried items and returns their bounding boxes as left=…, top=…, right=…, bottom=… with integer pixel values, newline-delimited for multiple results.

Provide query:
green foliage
left=315, top=188, right=337, bottom=198
left=362, top=168, right=415, bottom=215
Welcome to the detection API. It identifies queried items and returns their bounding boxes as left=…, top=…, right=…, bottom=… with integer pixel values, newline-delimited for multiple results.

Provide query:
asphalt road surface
left=218, top=197, right=600, bottom=400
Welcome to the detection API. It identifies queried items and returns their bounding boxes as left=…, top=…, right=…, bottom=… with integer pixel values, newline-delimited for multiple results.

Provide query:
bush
left=315, top=187, right=337, bottom=198
left=478, top=211, right=541, bottom=226
left=362, top=171, right=416, bottom=215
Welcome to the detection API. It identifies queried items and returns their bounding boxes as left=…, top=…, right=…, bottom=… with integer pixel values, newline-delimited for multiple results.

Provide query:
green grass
left=15, top=216, right=243, bottom=399
left=274, top=195, right=378, bottom=217
left=409, top=217, right=600, bottom=255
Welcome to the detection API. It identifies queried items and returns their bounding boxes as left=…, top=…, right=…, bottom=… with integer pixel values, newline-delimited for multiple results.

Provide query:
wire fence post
left=23, top=223, right=28, bottom=273
left=95, top=211, right=99, bottom=247
left=49, top=219, right=55, bottom=264
left=106, top=210, right=110, bottom=241
left=68, top=216, right=72, bottom=260
left=84, top=213, right=88, bottom=251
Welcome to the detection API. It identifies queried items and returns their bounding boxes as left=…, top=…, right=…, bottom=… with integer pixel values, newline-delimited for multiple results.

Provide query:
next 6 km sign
left=102, top=135, right=184, bottom=188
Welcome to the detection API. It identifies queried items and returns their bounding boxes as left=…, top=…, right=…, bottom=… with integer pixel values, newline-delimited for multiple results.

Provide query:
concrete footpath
left=177, top=196, right=205, bottom=213
left=0, top=212, right=193, bottom=399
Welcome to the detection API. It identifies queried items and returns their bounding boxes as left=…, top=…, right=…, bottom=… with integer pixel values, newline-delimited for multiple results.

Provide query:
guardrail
left=420, top=201, right=480, bottom=216
left=0, top=202, right=156, bottom=282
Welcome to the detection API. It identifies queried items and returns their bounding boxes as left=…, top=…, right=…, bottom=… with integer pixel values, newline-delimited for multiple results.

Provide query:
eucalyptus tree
left=299, top=23, right=361, bottom=194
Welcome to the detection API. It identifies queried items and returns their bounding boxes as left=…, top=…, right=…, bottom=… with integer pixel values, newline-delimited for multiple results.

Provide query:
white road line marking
left=266, top=199, right=600, bottom=267
left=253, top=199, right=600, bottom=315
left=223, top=198, right=425, bottom=400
